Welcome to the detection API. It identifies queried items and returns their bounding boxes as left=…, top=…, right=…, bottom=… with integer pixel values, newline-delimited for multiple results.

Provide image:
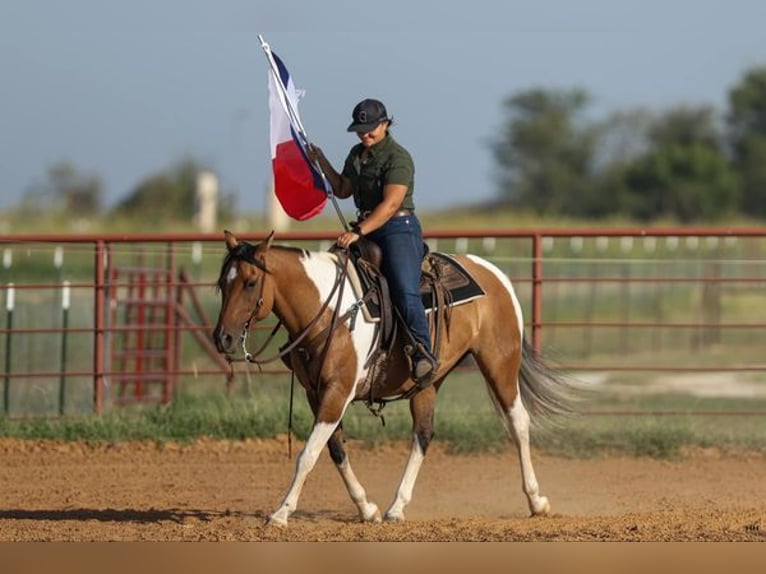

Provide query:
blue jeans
left=367, top=214, right=432, bottom=359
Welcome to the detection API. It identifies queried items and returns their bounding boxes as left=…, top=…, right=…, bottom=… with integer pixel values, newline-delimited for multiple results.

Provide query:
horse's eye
left=244, top=279, right=258, bottom=290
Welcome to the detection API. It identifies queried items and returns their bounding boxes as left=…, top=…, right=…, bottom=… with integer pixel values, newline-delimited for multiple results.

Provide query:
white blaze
left=226, top=265, right=238, bottom=284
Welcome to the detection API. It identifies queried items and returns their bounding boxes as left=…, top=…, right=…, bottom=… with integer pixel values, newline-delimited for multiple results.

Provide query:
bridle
left=232, top=249, right=352, bottom=368
left=222, top=248, right=269, bottom=361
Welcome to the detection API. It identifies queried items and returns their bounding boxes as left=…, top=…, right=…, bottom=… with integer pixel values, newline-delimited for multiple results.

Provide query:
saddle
left=345, top=238, right=485, bottom=394
left=280, top=239, right=487, bottom=403
left=348, top=238, right=486, bottom=323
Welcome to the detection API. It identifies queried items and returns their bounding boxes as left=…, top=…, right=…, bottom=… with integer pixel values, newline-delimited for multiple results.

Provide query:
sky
left=1, top=1, right=765, bottom=216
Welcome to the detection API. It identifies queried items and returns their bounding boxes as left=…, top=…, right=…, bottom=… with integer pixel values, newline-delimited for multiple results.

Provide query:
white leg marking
left=330, top=374, right=381, bottom=522
left=271, top=253, right=379, bottom=525
left=384, top=436, right=426, bottom=522
left=509, top=394, right=550, bottom=516
left=336, top=458, right=381, bottom=522
left=468, top=255, right=549, bottom=516
left=268, top=421, right=338, bottom=526
left=331, top=378, right=381, bottom=522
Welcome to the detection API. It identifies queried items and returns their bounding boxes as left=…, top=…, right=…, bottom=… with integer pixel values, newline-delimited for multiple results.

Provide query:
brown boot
left=412, top=357, right=437, bottom=389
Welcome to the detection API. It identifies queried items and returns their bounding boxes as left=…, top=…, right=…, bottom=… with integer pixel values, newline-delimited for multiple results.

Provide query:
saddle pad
left=345, top=252, right=485, bottom=322
left=420, top=252, right=486, bottom=312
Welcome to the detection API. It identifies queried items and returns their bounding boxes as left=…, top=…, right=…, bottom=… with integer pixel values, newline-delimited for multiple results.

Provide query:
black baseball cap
left=347, top=98, right=390, bottom=133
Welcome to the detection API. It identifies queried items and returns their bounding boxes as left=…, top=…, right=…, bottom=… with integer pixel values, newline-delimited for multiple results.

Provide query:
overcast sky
left=1, top=1, right=764, bottom=216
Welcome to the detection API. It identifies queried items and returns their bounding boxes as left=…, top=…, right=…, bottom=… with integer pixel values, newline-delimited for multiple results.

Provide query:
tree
left=20, top=161, right=103, bottom=216
left=490, top=88, right=597, bottom=215
left=622, top=106, right=737, bottom=222
left=727, top=66, right=766, bottom=217
left=590, top=109, right=654, bottom=218
left=48, top=162, right=103, bottom=216
left=113, top=158, right=202, bottom=221
left=593, top=109, right=653, bottom=169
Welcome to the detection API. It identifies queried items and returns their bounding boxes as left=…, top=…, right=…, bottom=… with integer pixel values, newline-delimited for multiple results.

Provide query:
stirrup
left=412, top=357, right=438, bottom=389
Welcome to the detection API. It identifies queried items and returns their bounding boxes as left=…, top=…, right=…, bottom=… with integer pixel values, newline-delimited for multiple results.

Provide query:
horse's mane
left=216, top=241, right=258, bottom=293
left=216, top=241, right=308, bottom=293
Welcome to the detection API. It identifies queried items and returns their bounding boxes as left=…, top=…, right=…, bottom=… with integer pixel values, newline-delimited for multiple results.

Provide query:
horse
left=213, top=230, right=574, bottom=527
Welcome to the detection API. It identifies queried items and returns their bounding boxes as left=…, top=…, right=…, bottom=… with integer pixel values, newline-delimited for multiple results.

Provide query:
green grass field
left=2, top=369, right=765, bottom=458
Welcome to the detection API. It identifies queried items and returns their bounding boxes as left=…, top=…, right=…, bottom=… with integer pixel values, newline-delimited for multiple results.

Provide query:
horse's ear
left=264, top=230, right=275, bottom=250
left=224, top=230, right=239, bottom=252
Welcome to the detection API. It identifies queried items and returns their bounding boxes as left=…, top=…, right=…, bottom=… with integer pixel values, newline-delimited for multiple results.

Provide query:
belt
left=358, top=208, right=413, bottom=220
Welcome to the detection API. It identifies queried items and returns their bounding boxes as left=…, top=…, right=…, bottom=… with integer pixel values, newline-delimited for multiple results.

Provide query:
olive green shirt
left=341, top=134, right=415, bottom=212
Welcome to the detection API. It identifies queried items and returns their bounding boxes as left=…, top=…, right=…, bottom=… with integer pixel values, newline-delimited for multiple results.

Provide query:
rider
left=309, top=98, right=438, bottom=388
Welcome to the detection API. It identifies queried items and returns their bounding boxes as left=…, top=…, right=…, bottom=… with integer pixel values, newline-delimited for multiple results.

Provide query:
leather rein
left=235, top=249, right=352, bottom=368
left=229, top=244, right=427, bottom=430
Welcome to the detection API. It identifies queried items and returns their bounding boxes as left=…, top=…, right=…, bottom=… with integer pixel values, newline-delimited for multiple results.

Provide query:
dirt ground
left=0, top=436, right=764, bottom=541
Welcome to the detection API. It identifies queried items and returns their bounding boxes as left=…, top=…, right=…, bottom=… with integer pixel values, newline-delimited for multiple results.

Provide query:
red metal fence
left=2, top=227, right=766, bottom=416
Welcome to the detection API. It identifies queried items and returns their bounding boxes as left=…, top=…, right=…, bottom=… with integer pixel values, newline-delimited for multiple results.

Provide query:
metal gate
left=108, top=250, right=176, bottom=404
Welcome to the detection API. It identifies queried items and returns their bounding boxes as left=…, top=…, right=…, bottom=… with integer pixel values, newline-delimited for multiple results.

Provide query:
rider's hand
left=307, top=144, right=324, bottom=164
left=336, top=230, right=361, bottom=249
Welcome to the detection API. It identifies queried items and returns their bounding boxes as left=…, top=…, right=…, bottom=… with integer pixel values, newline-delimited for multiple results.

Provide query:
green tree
left=622, top=106, right=737, bottom=222
left=113, top=158, right=201, bottom=221
left=490, top=88, right=597, bottom=215
left=20, top=161, right=103, bottom=216
left=48, top=163, right=103, bottom=215
left=590, top=109, right=653, bottom=217
left=727, top=66, right=766, bottom=217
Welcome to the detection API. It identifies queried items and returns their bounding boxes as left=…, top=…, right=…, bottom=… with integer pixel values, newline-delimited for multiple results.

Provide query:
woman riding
left=309, top=98, right=438, bottom=388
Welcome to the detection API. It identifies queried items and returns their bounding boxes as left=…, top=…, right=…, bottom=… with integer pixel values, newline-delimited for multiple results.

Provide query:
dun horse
left=213, top=230, right=573, bottom=526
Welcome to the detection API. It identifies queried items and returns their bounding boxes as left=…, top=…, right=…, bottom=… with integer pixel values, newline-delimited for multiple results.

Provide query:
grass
left=2, top=369, right=765, bottom=459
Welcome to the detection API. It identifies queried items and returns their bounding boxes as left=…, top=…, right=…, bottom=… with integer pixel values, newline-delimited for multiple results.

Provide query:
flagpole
left=258, top=35, right=348, bottom=231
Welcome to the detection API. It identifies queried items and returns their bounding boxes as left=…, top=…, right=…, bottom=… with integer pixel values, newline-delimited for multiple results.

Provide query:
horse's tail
left=517, top=337, right=578, bottom=424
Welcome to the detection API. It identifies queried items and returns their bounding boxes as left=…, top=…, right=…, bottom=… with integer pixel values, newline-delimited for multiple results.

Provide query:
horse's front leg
left=268, top=377, right=379, bottom=527
left=327, top=424, right=381, bottom=523
left=268, top=418, right=339, bottom=527
left=384, top=386, right=437, bottom=522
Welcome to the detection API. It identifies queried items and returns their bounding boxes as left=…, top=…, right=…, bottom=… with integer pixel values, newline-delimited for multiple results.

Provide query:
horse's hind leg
left=384, top=387, right=436, bottom=522
left=507, top=391, right=550, bottom=515
left=327, top=424, right=381, bottom=523
left=475, top=352, right=550, bottom=516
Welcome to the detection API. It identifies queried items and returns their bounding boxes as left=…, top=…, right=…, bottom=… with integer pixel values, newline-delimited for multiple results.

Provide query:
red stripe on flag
left=272, top=140, right=327, bottom=221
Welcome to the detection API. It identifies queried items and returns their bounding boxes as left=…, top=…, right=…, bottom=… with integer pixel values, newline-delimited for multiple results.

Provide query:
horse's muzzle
left=213, top=325, right=235, bottom=355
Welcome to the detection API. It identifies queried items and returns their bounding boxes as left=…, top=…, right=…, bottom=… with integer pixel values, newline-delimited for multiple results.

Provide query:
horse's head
left=213, top=230, right=275, bottom=356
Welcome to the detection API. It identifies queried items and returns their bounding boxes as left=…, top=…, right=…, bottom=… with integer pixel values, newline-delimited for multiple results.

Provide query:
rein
left=228, top=244, right=425, bottom=437
left=238, top=250, right=351, bottom=368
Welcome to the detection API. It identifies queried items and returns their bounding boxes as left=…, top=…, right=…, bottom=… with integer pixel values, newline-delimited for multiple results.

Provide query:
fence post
left=59, top=280, right=70, bottom=416
left=165, top=241, right=176, bottom=404
left=531, top=234, right=543, bottom=353
left=3, top=283, right=14, bottom=415
left=93, top=241, right=106, bottom=415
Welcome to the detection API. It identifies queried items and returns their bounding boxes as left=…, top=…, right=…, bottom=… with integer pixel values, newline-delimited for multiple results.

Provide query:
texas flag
left=267, top=52, right=327, bottom=220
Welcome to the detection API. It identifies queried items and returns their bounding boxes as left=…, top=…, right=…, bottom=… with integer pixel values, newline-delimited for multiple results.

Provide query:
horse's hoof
left=361, top=504, right=382, bottom=523
left=383, top=510, right=405, bottom=523
left=530, top=496, right=551, bottom=516
left=267, top=512, right=289, bottom=528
